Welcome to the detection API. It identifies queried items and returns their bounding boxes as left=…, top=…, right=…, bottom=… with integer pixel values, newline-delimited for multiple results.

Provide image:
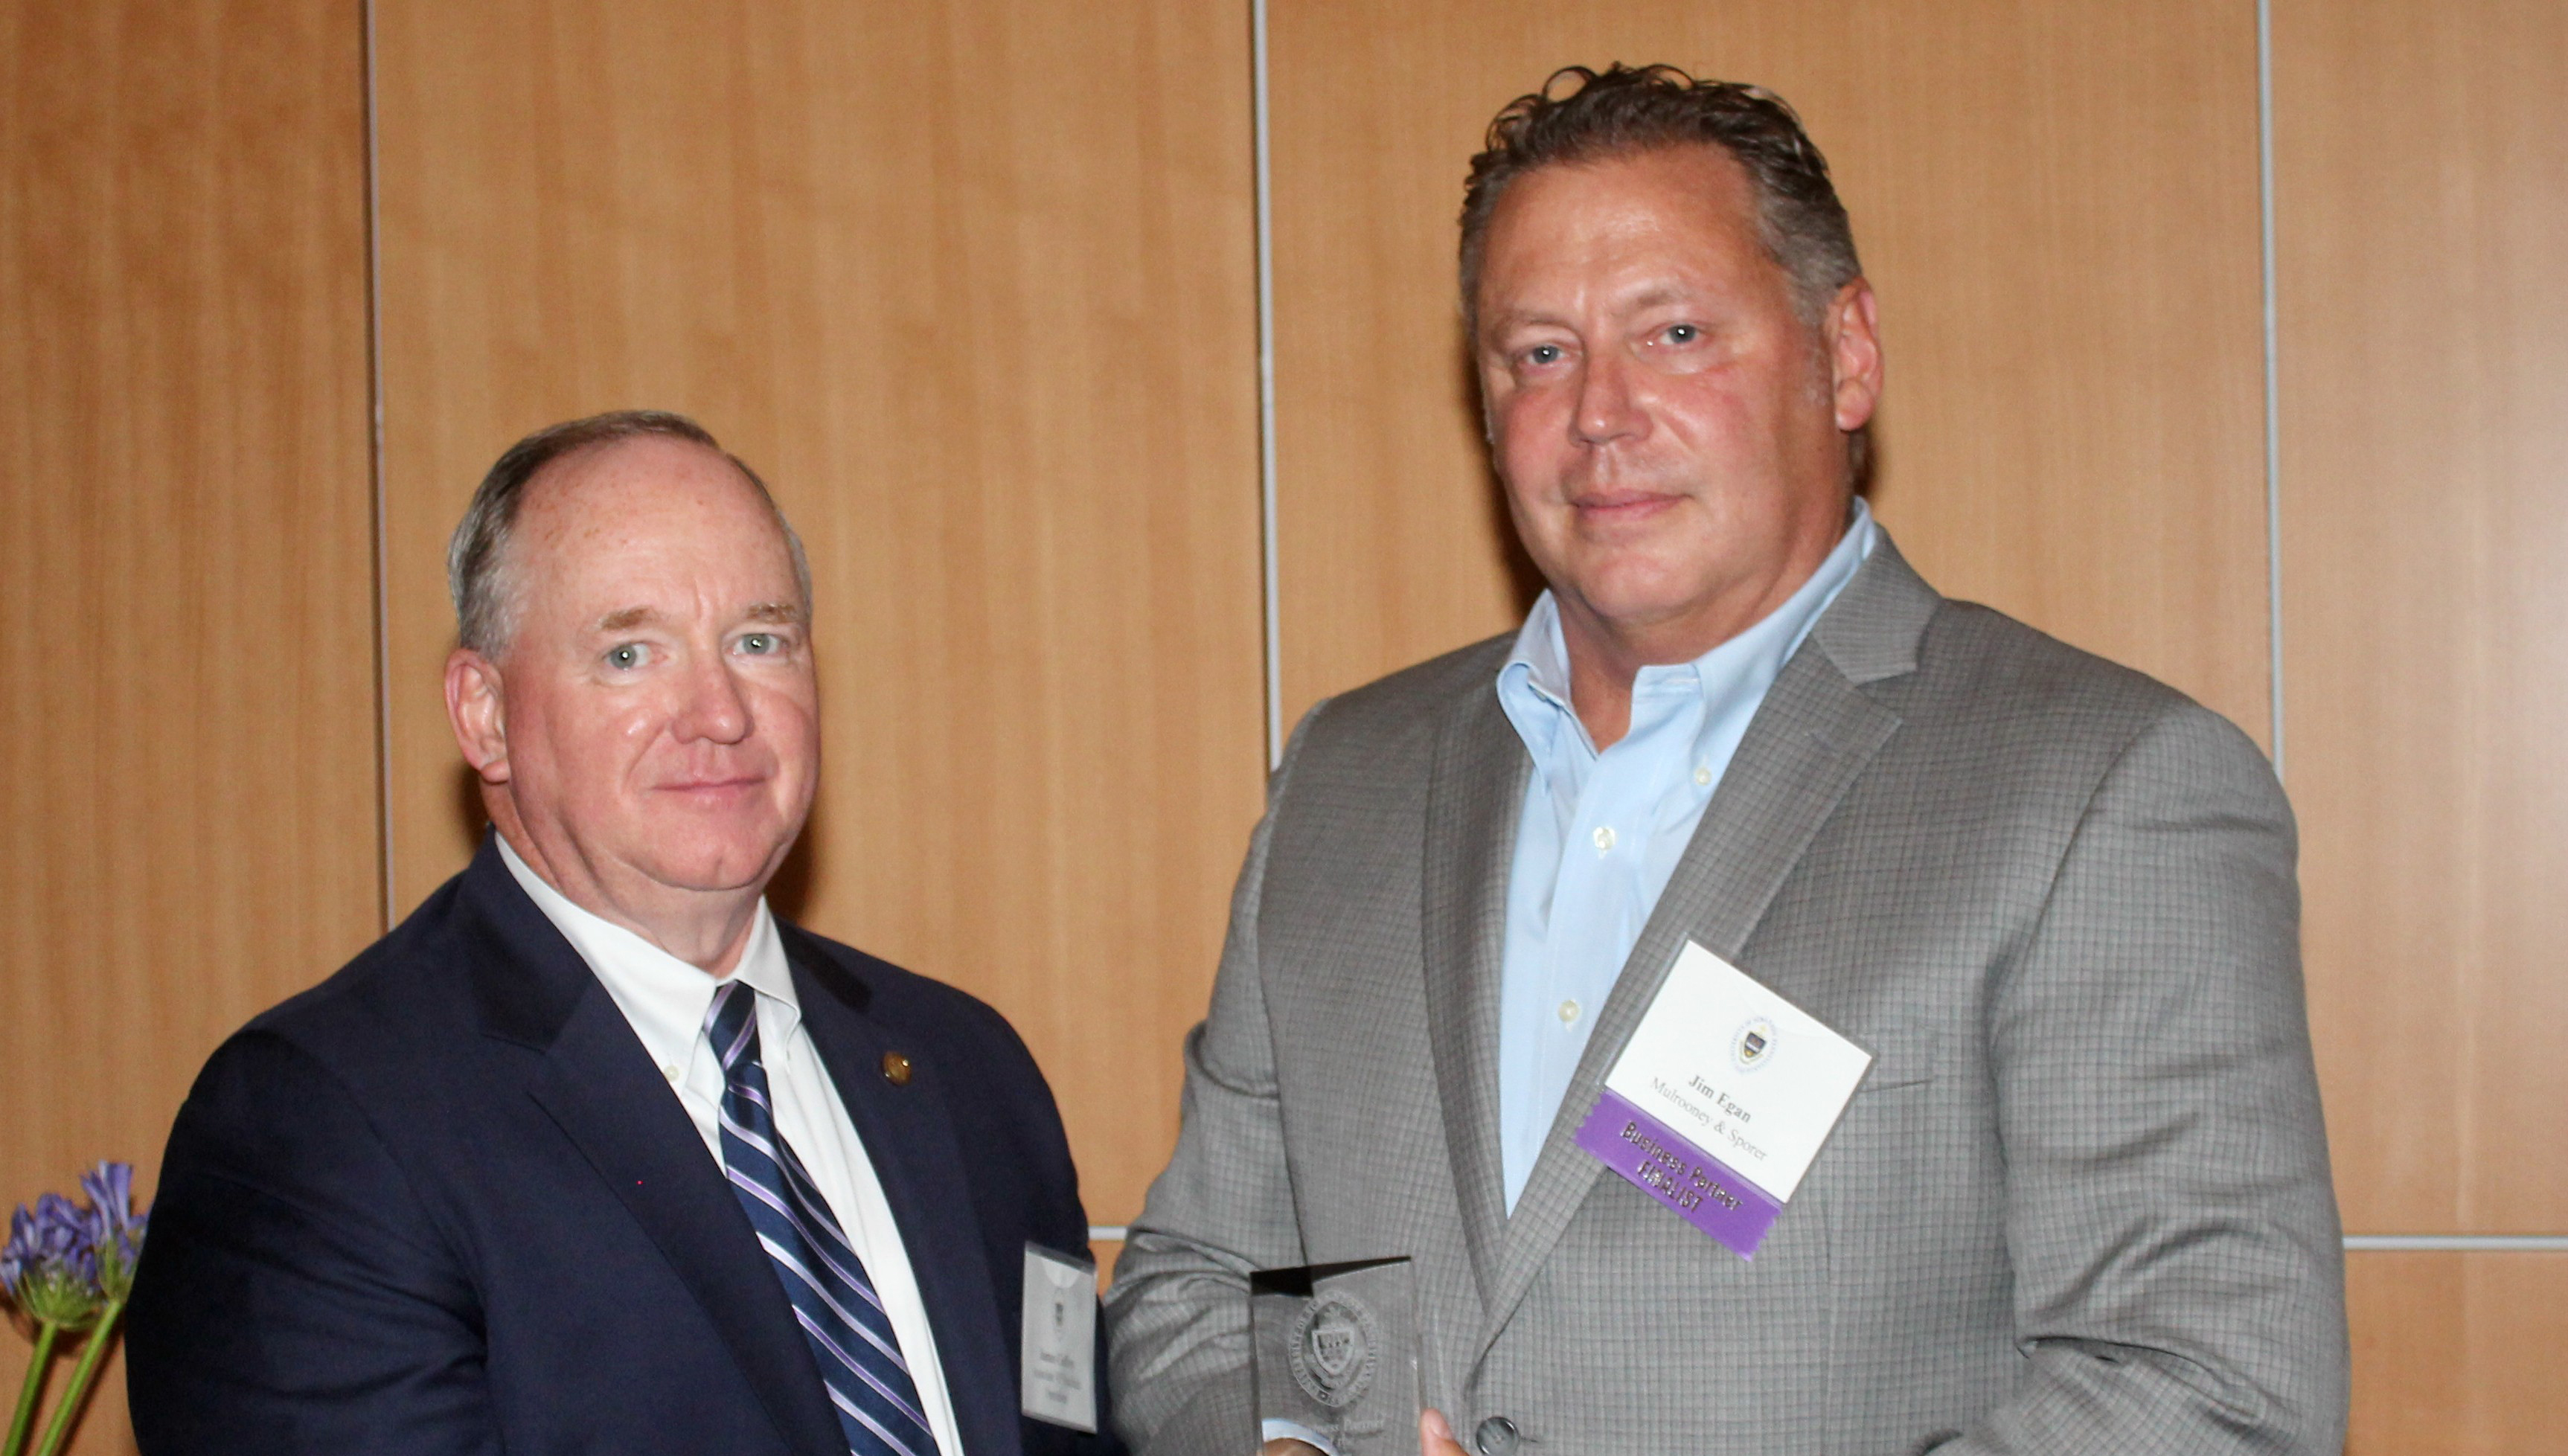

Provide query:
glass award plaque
left=1250, top=1257, right=1419, bottom=1455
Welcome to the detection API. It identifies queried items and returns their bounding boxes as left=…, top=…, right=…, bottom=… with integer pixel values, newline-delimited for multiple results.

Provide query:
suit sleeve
left=937, top=981, right=1133, bottom=1456
left=1102, top=706, right=1326, bottom=1456
left=125, top=1029, right=501, bottom=1455
left=1950, top=702, right=2349, bottom=1455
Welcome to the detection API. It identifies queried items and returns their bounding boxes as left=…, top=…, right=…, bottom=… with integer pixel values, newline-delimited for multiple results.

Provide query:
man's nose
left=1572, top=350, right=1646, bottom=446
left=671, top=652, right=753, bottom=745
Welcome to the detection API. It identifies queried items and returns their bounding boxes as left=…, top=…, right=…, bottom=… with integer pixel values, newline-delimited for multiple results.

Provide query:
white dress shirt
left=498, top=838, right=965, bottom=1456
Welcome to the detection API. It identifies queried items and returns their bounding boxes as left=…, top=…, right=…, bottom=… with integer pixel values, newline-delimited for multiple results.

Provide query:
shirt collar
left=1497, top=497, right=1876, bottom=763
left=496, top=834, right=798, bottom=1071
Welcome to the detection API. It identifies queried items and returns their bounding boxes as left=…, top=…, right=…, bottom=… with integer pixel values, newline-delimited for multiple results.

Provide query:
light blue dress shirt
left=1493, top=499, right=1875, bottom=1211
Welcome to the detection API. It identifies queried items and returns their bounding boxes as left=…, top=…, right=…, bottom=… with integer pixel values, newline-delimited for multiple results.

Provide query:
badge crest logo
left=1731, top=1016, right=1778, bottom=1072
left=1287, top=1291, right=1380, bottom=1409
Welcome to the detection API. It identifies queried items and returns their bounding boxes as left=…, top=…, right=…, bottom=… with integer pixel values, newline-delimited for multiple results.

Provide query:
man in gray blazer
left=1105, top=64, right=2348, bottom=1456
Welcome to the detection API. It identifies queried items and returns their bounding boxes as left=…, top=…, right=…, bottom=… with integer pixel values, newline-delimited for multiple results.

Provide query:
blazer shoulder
left=1908, top=599, right=2275, bottom=783
left=1294, top=632, right=1514, bottom=759
left=231, top=873, right=487, bottom=1070
left=782, top=925, right=1049, bottom=1083
left=779, top=924, right=1083, bottom=1216
left=156, top=877, right=498, bottom=1243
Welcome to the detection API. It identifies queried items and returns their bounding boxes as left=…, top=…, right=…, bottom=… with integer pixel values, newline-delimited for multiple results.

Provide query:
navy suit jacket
left=129, top=839, right=1123, bottom=1455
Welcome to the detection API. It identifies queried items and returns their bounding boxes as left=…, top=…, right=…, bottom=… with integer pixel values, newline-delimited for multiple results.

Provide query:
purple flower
left=0, top=1204, right=29, bottom=1293
left=0, top=1161, right=145, bottom=1332
left=77, top=1162, right=145, bottom=1301
left=28, top=1197, right=90, bottom=1280
left=76, top=1165, right=131, bottom=1237
left=0, top=1194, right=103, bottom=1330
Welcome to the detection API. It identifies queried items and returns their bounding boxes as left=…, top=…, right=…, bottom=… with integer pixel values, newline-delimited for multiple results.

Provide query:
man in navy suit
left=128, top=410, right=1121, bottom=1455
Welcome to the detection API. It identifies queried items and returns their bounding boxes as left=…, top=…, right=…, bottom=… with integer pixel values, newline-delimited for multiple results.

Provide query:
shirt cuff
left=1261, top=1417, right=1339, bottom=1455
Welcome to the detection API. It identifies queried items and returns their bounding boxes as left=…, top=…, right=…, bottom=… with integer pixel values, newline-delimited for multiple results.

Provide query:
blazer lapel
left=1418, top=679, right=1531, bottom=1318
left=459, top=849, right=849, bottom=1456
left=1470, top=534, right=1936, bottom=1364
left=524, top=1002, right=852, bottom=1455
left=787, top=933, right=1019, bottom=1456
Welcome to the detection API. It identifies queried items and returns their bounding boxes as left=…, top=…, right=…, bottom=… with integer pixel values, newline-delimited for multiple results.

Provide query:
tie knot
left=705, top=979, right=761, bottom=1073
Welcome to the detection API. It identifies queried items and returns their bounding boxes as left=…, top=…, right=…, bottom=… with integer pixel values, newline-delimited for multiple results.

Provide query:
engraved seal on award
left=1250, top=1257, right=1421, bottom=1454
left=1287, top=1290, right=1380, bottom=1409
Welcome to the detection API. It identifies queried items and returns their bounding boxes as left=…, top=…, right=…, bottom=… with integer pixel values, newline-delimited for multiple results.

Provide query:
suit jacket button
left=881, top=1051, right=913, bottom=1085
left=1473, top=1415, right=1520, bottom=1456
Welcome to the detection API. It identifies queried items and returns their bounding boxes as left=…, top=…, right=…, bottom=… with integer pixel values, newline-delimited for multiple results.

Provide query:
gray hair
left=1460, top=64, right=1864, bottom=329
left=446, top=410, right=813, bottom=655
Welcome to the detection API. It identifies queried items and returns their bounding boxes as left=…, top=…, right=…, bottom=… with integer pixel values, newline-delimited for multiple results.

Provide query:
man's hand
left=1257, top=1411, right=1472, bottom=1456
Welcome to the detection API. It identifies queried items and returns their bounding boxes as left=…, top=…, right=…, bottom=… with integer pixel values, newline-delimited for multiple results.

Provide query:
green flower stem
left=28, top=1303, right=118, bottom=1456
left=3, top=1320, right=61, bottom=1456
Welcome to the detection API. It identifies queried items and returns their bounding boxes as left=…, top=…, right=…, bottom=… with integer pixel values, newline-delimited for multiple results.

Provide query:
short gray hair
left=446, top=409, right=812, bottom=655
left=1460, top=65, right=1863, bottom=329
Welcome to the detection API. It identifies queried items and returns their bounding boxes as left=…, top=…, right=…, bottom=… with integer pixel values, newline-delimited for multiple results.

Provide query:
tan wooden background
left=2, top=0, right=2557, bottom=1449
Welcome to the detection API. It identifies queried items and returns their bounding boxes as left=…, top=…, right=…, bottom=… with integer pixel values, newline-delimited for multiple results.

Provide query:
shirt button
left=1557, top=999, right=1581, bottom=1024
left=662, top=1065, right=679, bottom=1082
left=1695, top=764, right=1713, bottom=786
left=1592, top=825, right=1616, bottom=853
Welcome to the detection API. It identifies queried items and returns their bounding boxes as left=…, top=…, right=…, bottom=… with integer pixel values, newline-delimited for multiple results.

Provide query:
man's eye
left=1664, top=324, right=1700, bottom=344
left=1524, top=343, right=1565, bottom=367
left=605, top=643, right=650, bottom=670
left=738, top=632, right=778, bottom=655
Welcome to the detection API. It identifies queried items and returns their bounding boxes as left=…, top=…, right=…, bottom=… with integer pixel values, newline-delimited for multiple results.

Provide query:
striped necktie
left=705, top=981, right=940, bottom=1456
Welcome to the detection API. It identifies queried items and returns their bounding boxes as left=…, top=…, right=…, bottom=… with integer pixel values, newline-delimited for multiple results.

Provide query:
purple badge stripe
left=1573, top=1088, right=1785, bottom=1261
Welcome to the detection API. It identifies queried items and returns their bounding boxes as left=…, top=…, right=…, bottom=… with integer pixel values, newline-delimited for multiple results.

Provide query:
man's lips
left=653, top=775, right=768, bottom=798
left=1568, top=489, right=1684, bottom=523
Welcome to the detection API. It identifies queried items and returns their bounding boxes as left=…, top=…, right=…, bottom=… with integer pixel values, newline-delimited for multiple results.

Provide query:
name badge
left=1572, top=940, right=1871, bottom=1260
left=1019, top=1242, right=1099, bottom=1431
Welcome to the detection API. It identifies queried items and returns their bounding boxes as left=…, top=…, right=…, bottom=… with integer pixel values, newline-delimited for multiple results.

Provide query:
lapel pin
left=882, top=1051, right=913, bottom=1086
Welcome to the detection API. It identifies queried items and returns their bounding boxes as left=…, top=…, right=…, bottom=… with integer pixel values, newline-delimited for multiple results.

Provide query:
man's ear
left=1825, top=278, right=1884, bottom=433
left=445, top=648, right=511, bottom=785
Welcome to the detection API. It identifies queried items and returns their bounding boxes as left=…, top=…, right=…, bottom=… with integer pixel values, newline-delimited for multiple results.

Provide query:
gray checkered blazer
left=1105, top=533, right=2348, bottom=1455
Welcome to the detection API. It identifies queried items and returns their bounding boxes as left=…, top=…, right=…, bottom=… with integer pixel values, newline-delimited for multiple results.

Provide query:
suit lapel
left=1468, top=535, right=1935, bottom=1364
left=787, top=934, right=1019, bottom=1456
left=523, top=998, right=852, bottom=1455
left=1418, top=681, right=1530, bottom=1316
left=458, top=849, right=849, bottom=1456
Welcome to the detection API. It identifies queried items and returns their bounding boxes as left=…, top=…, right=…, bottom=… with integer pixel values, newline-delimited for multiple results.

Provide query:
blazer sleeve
left=1102, top=705, right=1327, bottom=1456
left=1950, top=701, right=2350, bottom=1454
left=125, top=1028, right=502, bottom=1455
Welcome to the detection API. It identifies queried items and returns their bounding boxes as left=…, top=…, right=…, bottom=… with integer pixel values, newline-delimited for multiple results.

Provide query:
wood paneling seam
left=1254, top=0, right=1283, bottom=771
left=2257, top=0, right=2286, bottom=778
left=363, top=0, right=395, bottom=931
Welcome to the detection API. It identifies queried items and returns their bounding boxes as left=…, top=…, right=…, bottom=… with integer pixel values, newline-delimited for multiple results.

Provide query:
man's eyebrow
left=743, top=601, right=807, bottom=626
left=1476, top=310, right=1566, bottom=350
left=595, top=606, right=663, bottom=633
left=1482, top=305, right=1564, bottom=333
left=1487, top=286, right=1698, bottom=336
left=1624, top=283, right=1691, bottom=310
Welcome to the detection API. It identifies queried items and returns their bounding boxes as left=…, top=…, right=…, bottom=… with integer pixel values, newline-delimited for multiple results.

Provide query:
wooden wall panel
left=1266, top=0, right=2273, bottom=744
left=0, top=1, right=375, bottom=1449
left=372, top=0, right=1265, bottom=1223
left=2345, top=1251, right=2568, bottom=1453
left=2276, top=0, right=2568, bottom=1234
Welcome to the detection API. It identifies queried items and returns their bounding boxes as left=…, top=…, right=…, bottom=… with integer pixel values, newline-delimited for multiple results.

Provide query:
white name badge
left=1572, top=940, right=1872, bottom=1259
left=1019, top=1242, right=1099, bottom=1431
